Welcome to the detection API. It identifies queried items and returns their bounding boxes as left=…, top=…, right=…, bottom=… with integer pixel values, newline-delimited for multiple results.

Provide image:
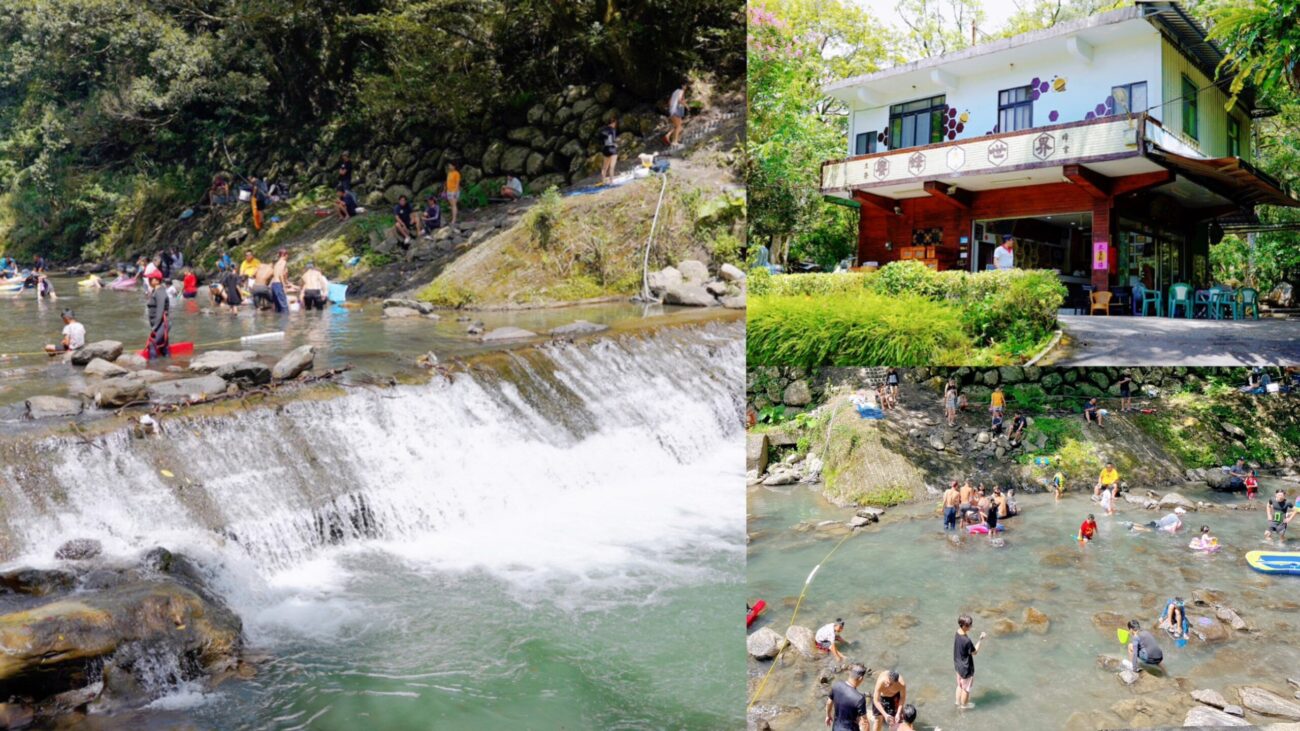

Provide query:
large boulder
left=1183, top=706, right=1250, bottom=726
left=114, top=353, right=148, bottom=370
left=785, top=625, right=817, bottom=658
left=25, top=395, right=83, bottom=420
left=746, top=433, right=770, bottom=474
left=500, top=146, right=532, bottom=174
left=663, top=283, right=717, bottom=307
left=1206, top=470, right=1240, bottom=492
left=91, top=377, right=147, bottom=408
left=383, top=306, right=422, bottom=319
left=188, top=350, right=259, bottom=374
left=783, top=381, right=812, bottom=407
left=1193, top=689, right=1230, bottom=709
left=720, top=263, right=746, bottom=283
left=678, top=259, right=710, bottom=284
left=214, top=361, right=272, bottom=388
left=647, top=266, right=683, bottom=294
left=54, top=539, right=103, bottom=561
left=272, top=345, right=316, bottom=380
left=746, top=627, right=787, bottom=660
left=84, top=358, right=129, bottom=378
left=1158, top=493, right=1197, bottom=511
left=70, top=341, right=123, bottom=366
left=383, top=184, right=414, bottom=204
left=549, top=320, right=609, bottom=337
left=1238, top=687, right=1300, bottom=719
left=382, top=298, right=433, bottom=315
left=147, top=375, right=229, bottom=404
left=481, top=327, right=538, bottom=342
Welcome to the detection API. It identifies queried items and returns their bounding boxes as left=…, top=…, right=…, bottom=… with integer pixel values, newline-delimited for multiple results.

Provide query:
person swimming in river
left=1125, top=620, right=1164, bottom=671
left=1265, top=489, right=1292, bottom=543
left=1128, top=508, right=1185, bottom=533
left=1157, top=598, right=1190, bottom=641
left=144, top=270, right=170, bottom=359
left=870, top=670, right=906, bottom=731
left=1078, top=514, right=1098, bottom=544
left=816, top=619, right=847, bottom=662
left=1188, top=525, right=1219, bottom=552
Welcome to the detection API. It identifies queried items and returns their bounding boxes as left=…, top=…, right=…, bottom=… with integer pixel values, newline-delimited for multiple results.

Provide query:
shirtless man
left=870, top=670, right=906, bottom=731
left=942, top=482, right=961, bottom=531
left=252, top=260, right=275, bottom=310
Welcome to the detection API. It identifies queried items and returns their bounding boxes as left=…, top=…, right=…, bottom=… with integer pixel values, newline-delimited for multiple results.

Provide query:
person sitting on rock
left=335, top=188, right=358, bottom=220
left=501, top=176, right=524, bottom=201
left=1157, top=597, right=1189, bottom=640
left=1094, top=463, right=1119, bottom=498
left=44, top=309, right=85, bottom=355
left=420, top=195, right=442, bottom=237
left=815, top=619, right=847, bottom=662
left=1008, top=412, right=1027, bottom=443
left=1084, top=397, right=1103, bottom=428
left=393, top=194, right=415, bottom=244
left=238, top=251, right=261, bottom=287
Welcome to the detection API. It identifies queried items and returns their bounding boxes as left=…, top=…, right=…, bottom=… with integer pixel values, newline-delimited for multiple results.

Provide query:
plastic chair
left=1235, top=288, right=1260, bottom=320
left=1141, top=288, right=1163, bottom=317
left=1167, top=283, right=1193, bottom=318
left=1205, top=286, right=1231, bottom=320
left=1089, top=291, right=1113, bottom=315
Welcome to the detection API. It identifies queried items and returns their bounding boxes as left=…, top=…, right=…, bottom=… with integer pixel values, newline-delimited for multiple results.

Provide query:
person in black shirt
left=825, top=664, right=869, bottom=731
left=599, top=116, right=619, bottom=185
left=1266, top=489, right=1292, bottom=541
left=335, top=188, right=358, bottom=220
left=1126, top=620, right=1164, bottom=669
left=393, top=195, right=414, bottom=244
left=953, top=614, right=986, bottom=709
left=420, top=195, right=442, bottom=236
left=337, top=153, right=353, bottom=191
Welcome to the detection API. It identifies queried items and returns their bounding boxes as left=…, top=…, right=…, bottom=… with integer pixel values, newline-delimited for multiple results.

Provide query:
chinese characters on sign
left=1093, top=241, right=1109, bottom=270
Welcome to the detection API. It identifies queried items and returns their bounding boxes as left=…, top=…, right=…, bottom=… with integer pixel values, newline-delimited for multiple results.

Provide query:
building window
left=1111, top=81, right=1147, bottom=116
left=998, top=86, right=1033, bottom=132
left=889, top=95, right=946, bottom=149
left=1227, top=116, right=1241, bottom=157
left=1181, top=75, right=1198, bottom=140
left=855, top=131, right=878, bottom=156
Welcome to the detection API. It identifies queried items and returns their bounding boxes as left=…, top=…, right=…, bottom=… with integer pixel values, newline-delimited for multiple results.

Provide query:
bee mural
left=1052, top=75, right=1067, bottom=92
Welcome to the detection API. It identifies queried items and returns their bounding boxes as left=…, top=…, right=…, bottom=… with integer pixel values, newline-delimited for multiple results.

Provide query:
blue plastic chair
left=1208, top=286, right=1236, bottom=320
left=1235, top=288, right=1260, bottom=320
left=1141, top=288, right=1163, bottom=317
left=1167, top=283, right=1193, bottom=318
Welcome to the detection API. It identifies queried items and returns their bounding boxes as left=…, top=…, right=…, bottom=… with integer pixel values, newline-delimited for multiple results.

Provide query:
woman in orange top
left=445, top=162, right=461, bottom=226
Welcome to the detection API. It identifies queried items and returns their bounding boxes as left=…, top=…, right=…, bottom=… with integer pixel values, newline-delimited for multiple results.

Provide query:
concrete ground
left=1044, top=314, right=1300, bottom=365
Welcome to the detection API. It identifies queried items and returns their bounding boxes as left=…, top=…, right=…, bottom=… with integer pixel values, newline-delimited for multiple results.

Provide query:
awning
left=1145, top=149, right=1300, bottom=208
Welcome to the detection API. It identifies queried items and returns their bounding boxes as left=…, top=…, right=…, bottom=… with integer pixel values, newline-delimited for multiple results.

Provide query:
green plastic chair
left=1235, top=288, right=1260, bottom=320
left=1209, top=286, right=1236, bottom=320
left=1167, top=283, right=1193, bottom=318
left=1141, top=288, right=1163, bottom=316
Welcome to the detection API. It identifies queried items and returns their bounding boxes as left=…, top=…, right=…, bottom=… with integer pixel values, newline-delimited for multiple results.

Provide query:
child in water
left=1188, top=525, right=1219, bottom=552
left=1078, top=514, right=1098, bottom=544
left=1245, top=470, right=1258, bottom=501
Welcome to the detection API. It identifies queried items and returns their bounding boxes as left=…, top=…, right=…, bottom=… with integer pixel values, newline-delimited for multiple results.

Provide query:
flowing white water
left=0, top=321, right=745, bottom=727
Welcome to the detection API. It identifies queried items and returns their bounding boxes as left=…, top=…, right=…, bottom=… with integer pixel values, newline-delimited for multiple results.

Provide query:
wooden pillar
left=1091, top=197, right=1112, bottom=292
left=857, top=204, right=870, bottom=266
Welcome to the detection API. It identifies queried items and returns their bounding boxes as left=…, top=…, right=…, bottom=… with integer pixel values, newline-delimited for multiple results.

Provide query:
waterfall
left=0, top=321, right=744, bottom=600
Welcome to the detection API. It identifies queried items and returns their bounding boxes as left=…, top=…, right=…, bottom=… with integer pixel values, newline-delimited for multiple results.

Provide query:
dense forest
left=747, top=0, right=1300, bottom=292
left=0, top=0, right=744, bottom=261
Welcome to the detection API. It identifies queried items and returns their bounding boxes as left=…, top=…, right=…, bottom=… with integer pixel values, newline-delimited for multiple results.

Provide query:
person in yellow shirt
left=1094, top=462, right=1119, bottom=498
left=238, top=250, right=261, bottom=287
left=445, top=162, right=461, bottom=226
left=989, top=386, right=1005, bottom=427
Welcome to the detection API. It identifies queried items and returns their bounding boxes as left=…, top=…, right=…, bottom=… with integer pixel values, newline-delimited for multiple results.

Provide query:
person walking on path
left=826, top=664, right=870, bottom=731
left=599, top=116, right=619, bottom=185
left=665, top=82, right=688, bottom=148
left=953, top=614, right=986, bottom=710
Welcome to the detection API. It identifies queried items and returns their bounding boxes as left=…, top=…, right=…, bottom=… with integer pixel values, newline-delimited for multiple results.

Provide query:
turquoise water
left=748, top=481, right=1300, bottom=730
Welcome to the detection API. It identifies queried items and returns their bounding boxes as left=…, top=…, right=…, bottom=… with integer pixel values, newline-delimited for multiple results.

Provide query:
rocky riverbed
left=0, top=546, right=245, bottom=728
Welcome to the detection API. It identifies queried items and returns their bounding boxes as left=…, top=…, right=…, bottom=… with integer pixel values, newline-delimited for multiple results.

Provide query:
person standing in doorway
left=826, top=664, right=870, bottom=731
left=953, top=614, right=986, bottom=710
left=993, top=235, right=1016, bottom=271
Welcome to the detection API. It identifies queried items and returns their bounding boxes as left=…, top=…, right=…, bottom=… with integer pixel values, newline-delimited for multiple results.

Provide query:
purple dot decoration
left=1031, top=77, right=1040, bottom=88
left=949, top=107, right=957, bottom=118
left=1085, top=111, right=1095, bottom=121
left=1095, top=103, right=1106, bottom=116
left=1105, top=95, right=1114, bottom=108
left=1049, top=110, right=1059, bottom=122
left=956, top=122, right=964, bottom=133
left=1040, top=81, right=1050, bottom=93
left=948, top=131, right=956, bottom=140
left=1031, top=89, right=1041, bottom=101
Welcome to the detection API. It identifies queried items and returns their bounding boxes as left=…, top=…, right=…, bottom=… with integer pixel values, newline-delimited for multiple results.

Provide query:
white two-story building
left=820, top=0, right=1296, bottom=301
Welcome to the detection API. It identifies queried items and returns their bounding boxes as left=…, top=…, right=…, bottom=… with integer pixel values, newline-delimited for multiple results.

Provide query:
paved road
left=1046, top=315, right=1300, bottom=366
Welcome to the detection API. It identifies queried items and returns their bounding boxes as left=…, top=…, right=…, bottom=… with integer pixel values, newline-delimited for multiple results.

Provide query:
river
left=748, top=481, right=1300, bottom=730
left=0, top=308, right=746, bottom=728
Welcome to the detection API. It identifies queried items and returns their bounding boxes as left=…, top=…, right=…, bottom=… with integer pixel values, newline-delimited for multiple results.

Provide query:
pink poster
left=1092, top=241, right=1109, bottom=270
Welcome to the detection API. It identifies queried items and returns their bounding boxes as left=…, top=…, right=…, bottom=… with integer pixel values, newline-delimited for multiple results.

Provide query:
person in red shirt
left=1079, top=514, right=1098, bottom=544
left=1245, top=470, right=1259, bottom=501
left=181, top=267, right=198, bottom=299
